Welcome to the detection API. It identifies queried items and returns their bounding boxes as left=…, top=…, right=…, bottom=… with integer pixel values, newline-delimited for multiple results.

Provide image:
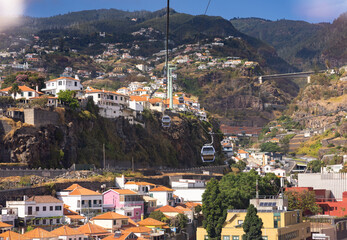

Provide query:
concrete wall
left=298, top=173, right=347, bottom=200
left=24, top=108, right=59, bottom=127
left=0, top=168, right=68, bottom=178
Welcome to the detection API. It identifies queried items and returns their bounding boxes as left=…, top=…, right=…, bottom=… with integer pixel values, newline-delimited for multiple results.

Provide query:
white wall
left=172, top=189, right=205, bottom=203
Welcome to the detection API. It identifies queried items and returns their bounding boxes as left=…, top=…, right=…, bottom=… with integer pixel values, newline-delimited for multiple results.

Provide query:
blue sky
left=23, top=0, right=347, bottom=23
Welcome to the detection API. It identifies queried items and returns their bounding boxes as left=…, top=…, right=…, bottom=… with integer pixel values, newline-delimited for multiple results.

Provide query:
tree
left=149, top=211, right=167, bottom=222
left=8, top=83, right=22, bottom=98
left=172, top=213, right=188, bottom=230
left=307, top=160, right=324, bottom=173
left=195, top=205, right=202, bottom=214
left=284, top=190, right=321, bottom=216
left=202, top=178, right=227, bottom=240
left=57, top=90, right=80, bottom=109
left=260, top=142, right=281, bottom=152
left=242, top=204, right=263, bottom=240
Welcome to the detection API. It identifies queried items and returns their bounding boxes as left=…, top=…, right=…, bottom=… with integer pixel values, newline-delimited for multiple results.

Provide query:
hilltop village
left=0, top=12, right=347, bottom=240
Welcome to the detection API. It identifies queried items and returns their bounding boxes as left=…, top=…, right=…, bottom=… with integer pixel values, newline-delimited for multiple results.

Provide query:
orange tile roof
left=184, top=202, right=202, bottom=209
left=175, top=206, right=192, bottom=212
left=155, top=205, right=183, bottom=214
left=0, top=221, right=12, bottom=228
left=129, top=96, right=147, bottom=102
left=123, top=226, right=151, bottom=233
left=65, top=215, right=86, bottom=220
left=26, top=195, right=63, bottom=203
left=46, top=77, right=80, bottom=82
left=65, top=184, right=83, bottom=191
left=51, top=226, right=84, bottom=236
left=238, top=149, right=248, bottom=154
left=91, top=212, right=128, bottom=220
left=147, top=98, right=162, bottom=104
left=69, top=187, right=101, bottom=196
left=125, top=181, right=155, bottom=186
left=0, top=85, right=37, bottom=93
left=63, top=206, right=80, bottom=216
left=77, top=223, right=109, bottom=236
left=23, top=228, right=57, bottom=239
left=0, top=231, right=22, bottom=240
left=137, top=218, right=167, bottom=226
left=149, top=186, right=174, bottom=192
left=103, top=232, right=135, bottom=240
left=112, top=189, right=137, bottom=195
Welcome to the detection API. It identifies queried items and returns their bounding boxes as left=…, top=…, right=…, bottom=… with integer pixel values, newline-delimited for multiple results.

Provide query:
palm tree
left=8, top=83, right=22, bottom=98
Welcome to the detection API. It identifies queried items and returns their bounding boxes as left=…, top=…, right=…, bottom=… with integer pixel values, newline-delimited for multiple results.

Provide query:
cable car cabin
left=162, top=115, right=171, bottom=128
left=178, top=96, right=184, bottom=103
left=201, top=145, right=215, bottom=162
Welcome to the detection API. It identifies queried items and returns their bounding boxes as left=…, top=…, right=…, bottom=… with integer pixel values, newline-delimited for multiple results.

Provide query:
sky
left=3, top=0, right=347, bottom=23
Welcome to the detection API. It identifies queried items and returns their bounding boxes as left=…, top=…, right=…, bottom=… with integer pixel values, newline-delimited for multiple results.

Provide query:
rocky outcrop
left=0, top=109, right=223, bottom=169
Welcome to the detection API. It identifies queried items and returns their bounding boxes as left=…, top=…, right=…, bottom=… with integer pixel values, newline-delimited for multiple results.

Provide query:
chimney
left=36, top=85, right=39, bottom=92
left=75, top=75, right=79, bottom=80
left=23, top=195, right=28, bottom=201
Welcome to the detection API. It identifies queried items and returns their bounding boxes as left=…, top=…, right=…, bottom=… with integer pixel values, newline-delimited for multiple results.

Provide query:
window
left=55, top=206, right=62, bottom=211
left=50, top=206, right=53, bottom=211
left=238, top=220, right=243, bottom=225
left=35, top=220, right=40, bottom=225
left=223, top=236, right=230, bottom=240
left=42, top=206, right=46, bottom=211
left=94, top=200, right=97, bottom=205
left=115, top=96, right=118, bottom=100
left=75, top=82, right=77, bottom=86
left=126, top=212, right=132, bottom=216
left=21, top=92, right=24, bottom=97
left=36, top=207, right=39, bottom=212
left=232, top=237, right=239, bottom=240
left=121, top=220, right=128, bottom=225
left=98, top=94, right=101, bottom=98
left=82, top=200, right=85, bottom=205
left=136, top=212, right=139, bottom=216
left=43, top=219, right=46, bottom=225
left=58, top=81, right=62, bottom=86
left=274, top=213, right=281, bottom=228
left=28, top=92, right=32, bottom=97
left=113, top=220, right=117, bottom=225
left=56, top=218, right=60, bottom=224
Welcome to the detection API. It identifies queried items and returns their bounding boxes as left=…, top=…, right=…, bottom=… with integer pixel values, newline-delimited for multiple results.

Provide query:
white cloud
left=297, top=0, right=347, bottom=22
left=0, top=0, right=25, bottom=31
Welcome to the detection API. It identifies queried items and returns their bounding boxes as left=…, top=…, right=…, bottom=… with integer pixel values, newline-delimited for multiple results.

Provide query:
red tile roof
left=23, top=228, right=57, bottom=239
left=51, top=225, right=84, bottom=236
left=149, top=186, right=174, bottom=192
left=26, top=195, right=63, bottom=203
left=77, top=223, right=109, bottom=236
left=137, top=218, right=167, bottom=226
left=69, top=187, right=101, bottom=196
left=91, top=212, right=128, bottom=220
left=155, top=205, right=183, bottom=214
left=111, top=189, right=137, bottom=195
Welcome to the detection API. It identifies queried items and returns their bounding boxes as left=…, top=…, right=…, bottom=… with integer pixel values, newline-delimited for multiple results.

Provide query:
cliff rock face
left=0, top=109, right=222, bottom=169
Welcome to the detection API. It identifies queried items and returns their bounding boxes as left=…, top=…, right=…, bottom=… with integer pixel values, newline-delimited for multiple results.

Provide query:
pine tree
left=202, top=178, right=227, bottom=240
left=242, top=204, right=263, bottom=240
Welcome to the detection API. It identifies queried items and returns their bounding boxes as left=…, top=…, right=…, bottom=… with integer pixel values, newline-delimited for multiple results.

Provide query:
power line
left=204, top=0, right=212, bottom=15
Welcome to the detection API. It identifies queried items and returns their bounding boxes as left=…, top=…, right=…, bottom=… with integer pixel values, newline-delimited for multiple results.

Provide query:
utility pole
left=103, top=143, right=106, bottom=169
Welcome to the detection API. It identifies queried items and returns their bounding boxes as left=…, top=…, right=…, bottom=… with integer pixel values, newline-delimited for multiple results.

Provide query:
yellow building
left=197, top=209, right=311, bottom=240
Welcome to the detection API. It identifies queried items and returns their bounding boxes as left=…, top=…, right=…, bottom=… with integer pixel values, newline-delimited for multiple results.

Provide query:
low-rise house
left=0, top=230, right=21, bottom=240
left=41, top=77, right=83, bottom=97
left=149, top=186, right=175, bottom=207
left=50, top=225, right=87, bottom=240
left=137, top=218, right=168, bottom=230
left=124, top=182, right=156, bottom=195
left=155, top=205, right=194, bottom=223
left=116, top=87, right=130, bottom=96
left=102, top=189, right=144, bottom=222
left=57, top=184, right=103, bottom=218
left=237, top=149, right=249, bottom=160
left=0, top=85, right=41, bottom=101
left=90, top=212, right=131, bottom=232
left=77, top=223, right=110, bottom=239
left=6, top=196, right=63, bottom=227
left=0, top=221, right=12, bottom=233
left=23, top=227, right=58, bottom=240
left=143, top=196, right=157, bottom=214
left=85, top=88, right=129, bottom=118
left=63, top=205, right=86, bottom=226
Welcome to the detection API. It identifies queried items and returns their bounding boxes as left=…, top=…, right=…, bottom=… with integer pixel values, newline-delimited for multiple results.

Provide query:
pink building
left=103, top=189, right=144, bottom=222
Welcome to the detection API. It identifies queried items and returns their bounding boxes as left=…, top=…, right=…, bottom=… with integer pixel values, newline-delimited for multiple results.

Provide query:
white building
left=0, top=85, right=41, bottom=100
left=171, top=179, right=206, bottom=203
left=6, top=195, right=63, bottom=226
left=90, top=212, right=130, bottom=232
left=41, top=77, right=83, bottom=97
left=85, top=88, right=129, bottom=118
left=124, top=181, right=156, bottom=195
left=56, top=184, right=103, bottom=218
left=116, top=87, right=130, bottom=96
left=51, top=225, right=87, bottom=240
left=149, top=186, right=175, bottom=207
left=135, top=64, right=147, bottom=72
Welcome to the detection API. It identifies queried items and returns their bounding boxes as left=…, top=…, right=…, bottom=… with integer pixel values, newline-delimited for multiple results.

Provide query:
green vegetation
left=285, top=190, right=321, bottom=216
left=202, top=171, right=280, bottom=240
left=57, top=90, right=80, bottom=109
left=242, top=204, right=263, bottom=240
left=307, top=160, right=324, bottom=173
left=149, top=211, right=168, bottom=222
left=260, top=142, right=281, bottom=153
